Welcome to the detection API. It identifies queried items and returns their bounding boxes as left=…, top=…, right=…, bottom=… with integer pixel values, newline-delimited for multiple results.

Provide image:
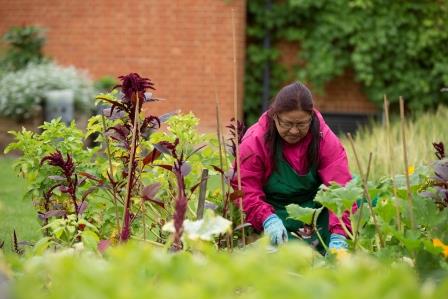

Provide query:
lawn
left=0, top=155, right=41, bottom=252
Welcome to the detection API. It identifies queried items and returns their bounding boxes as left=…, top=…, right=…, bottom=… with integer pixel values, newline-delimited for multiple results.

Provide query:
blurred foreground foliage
left=2, top=241, right=447, bottom=299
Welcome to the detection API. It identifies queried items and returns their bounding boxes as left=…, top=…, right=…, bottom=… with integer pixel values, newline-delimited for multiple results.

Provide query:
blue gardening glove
left=329, top=233, right=348, bottom=250
left=263, top=214, right=288, bottom=246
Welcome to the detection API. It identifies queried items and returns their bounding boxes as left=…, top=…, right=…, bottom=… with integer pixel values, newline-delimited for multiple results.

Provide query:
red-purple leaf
left=145, top=197, right=165, bottom=208
left=434, top=161, right=448, bottom=182
left=102, top=107, right=125, bottom=120
left=142, top=183, right=161, bottom=200
left=224, top=169, right=236, bottom=182
left=180, top=162, right=192, bottom=177
left=190, top=175, right=209, bottom=194
left=153, top=142, right=172, bottom=155
left=77, top=177, right=87, bottom=186
left=211, top=165, right=224, bottom=174
left=79, top=172, right=103, bottom=183
left=98, top=239, right=111, bottom=253
left=48, top=175, right=65, bottom=181
left=159, top=110, right=179, bottom=123
left=41, top=210, right=67, bottom=219
left=143, top=148, right=161, bottom=165
left=77, top=201, right=88, bottom=215
left=154, top=164, right=173, bottom=172
left=59, top=186, right=70, bottom=193
left=81, top=187, right=97, bottom=202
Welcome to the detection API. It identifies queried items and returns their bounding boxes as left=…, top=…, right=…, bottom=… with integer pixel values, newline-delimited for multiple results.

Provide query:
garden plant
left=1, top=72, right=447, bottom=298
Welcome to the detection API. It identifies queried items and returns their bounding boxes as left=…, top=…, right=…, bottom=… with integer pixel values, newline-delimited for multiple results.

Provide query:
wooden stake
left=352, top=152, right=372, bottom=248
left=231, top=8, right=245, bottom=246
left=399, top=97, right=415, bottom=229
left=196, top=169, right=208, bottom=219
left=347, top=133, right=384, bottom=248
left=384, top=95, right=401, bottom=232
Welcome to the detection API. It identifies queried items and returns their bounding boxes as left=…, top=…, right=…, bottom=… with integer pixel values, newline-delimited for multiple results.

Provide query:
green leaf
left=285, top=204, right=320, bottom=225
left=32, top=237, right=52, bottom=255
left=81, top=230, right=100, bottom=251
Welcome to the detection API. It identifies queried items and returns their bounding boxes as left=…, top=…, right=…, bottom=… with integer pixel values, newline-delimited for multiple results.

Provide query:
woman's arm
left=231, top=131, right=275, bottom=232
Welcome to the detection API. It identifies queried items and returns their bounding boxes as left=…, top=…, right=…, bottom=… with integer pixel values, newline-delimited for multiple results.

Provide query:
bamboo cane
left=384, top=96, right=401, bottom=232
left=399, top=97, right=415, bottom=229
left=352, top=152, right=372, bottom=248
left=347, top=133, right=384, bottom=248
left=215, top=99, right=233, bottom=250
left=231, top=8, right=245, bottom=246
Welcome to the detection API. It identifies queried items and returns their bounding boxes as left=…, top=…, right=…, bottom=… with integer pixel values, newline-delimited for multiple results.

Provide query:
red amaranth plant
left=421, top=142, right=448, bottom=209
left=98, top=73, right=161, bottom=242
left=41, top=150, right=80, bottom=219
left=433, top=142, right=445, bottom=160
left=154, top=138, right=206, bottom=251
left=226, top=118, right=246, bottom=158
left=40, top=151, right=101, bottom=222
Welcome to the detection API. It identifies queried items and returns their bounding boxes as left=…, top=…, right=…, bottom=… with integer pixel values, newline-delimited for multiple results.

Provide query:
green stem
left=337, top=217, right=355, bottom=240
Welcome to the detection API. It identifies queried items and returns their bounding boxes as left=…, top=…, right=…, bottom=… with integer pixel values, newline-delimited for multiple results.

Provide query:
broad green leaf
left=285, top=204, right=319, bottom=225
left=81, top=230, right=100, bottom=251
left=32, top=237, right=52, bottom=255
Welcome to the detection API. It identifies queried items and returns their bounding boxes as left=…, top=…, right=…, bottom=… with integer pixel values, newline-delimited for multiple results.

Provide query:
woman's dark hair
left=265, top=82, right=320, bottom=171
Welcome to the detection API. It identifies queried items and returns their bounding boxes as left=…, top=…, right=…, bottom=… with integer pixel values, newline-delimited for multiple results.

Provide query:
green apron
left=263, top=143, right=330, bottom=254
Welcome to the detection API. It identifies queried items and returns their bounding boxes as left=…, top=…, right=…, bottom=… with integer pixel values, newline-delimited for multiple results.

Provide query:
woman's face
left=274, top=110, right=312, bottom=144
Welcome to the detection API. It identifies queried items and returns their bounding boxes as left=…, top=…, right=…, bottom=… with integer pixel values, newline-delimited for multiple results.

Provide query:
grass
left=341, top=105, right=448, bottom=180
left=0, top=155, right=41, bottom=253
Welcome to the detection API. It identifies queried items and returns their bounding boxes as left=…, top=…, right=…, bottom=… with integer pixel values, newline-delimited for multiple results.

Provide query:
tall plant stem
left=101, top=114, right=121, bottom=233
left=215, top=99, right=232, bottom=250
left=120, top=93, right=141, bottom=242
left=347, top=133, right=384, bottom=248
left=221, top=127, right=234, bottom=250
left=352, top=152, right=372, bottom=248
left=399, top=97, right=415, bottom=229
left=384, top=96, right=401, bottom=232
left=215, top=100, right=229, bottom=218
left=231, top=8, right=245, bottom=246
left=142, top=199, right=147, bottom=240
left=313, top=210, right=329, bottom=252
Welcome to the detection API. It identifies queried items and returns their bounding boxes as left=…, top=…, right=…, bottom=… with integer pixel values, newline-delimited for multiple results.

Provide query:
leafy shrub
left=245, top=0, right=448, bottom=123
left=0, top=25, right=47, bottom=73
left=93, top=75, right=117, bottom=93
left=0, top=62, right=94, bottom=120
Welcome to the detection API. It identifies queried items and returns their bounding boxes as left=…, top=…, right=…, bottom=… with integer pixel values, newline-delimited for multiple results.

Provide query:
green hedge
left=245, top=0, right=448, bottom=124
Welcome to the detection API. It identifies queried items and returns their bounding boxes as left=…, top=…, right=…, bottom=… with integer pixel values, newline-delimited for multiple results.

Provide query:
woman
left=235, top=82, right=352, bottom=252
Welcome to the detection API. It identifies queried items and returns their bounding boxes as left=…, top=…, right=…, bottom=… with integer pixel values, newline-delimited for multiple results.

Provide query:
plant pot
left=43, top=89, right=74, bottom=125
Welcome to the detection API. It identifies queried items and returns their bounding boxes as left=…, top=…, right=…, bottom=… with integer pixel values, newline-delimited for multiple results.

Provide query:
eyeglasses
left=275, top=114, right=313, bottom=131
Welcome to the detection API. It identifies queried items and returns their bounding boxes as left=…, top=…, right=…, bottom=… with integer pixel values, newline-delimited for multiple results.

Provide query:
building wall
left=0, top=0, right=246, bottom=131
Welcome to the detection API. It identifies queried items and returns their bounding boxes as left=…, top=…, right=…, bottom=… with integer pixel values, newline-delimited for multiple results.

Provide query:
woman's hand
left=263, top=214, right=288, bottom=246
left=329, top=233, right=348, bottom=250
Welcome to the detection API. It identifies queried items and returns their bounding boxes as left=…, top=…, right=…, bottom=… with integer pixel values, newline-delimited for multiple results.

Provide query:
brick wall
left=0, top=0, right=246, bottom=132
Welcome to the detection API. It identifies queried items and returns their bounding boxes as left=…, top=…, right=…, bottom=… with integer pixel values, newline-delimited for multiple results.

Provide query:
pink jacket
left=234, top=109, right=352, bottom=235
